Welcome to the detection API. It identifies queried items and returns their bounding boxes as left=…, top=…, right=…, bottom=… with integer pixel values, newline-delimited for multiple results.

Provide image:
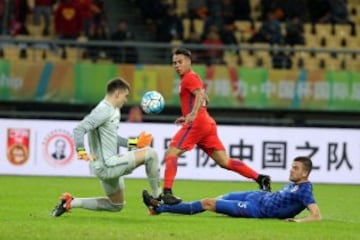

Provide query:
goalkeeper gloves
left=76, top=147, right=94, bottom=161
left=128, top=131, right=153, bottom=149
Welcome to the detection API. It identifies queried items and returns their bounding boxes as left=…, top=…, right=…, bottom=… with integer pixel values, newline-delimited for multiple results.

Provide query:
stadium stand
left=0, top=0, right=360, bottom=126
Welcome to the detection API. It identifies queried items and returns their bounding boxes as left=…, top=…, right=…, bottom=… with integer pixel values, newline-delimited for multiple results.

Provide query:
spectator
left=307, top=0, right=331, bottom=23
left=110, top=19, right=138, bottom=63
left=12, top=0, right=29, bottom=36
left=74, top=0, right=100, bottom=38
left=202, top=27, right=224, bottom=65
left=54, top=0, right=83, bottom=40
left=187, top=0, right=207, bottom=19
left=259, top=0, right=273, bottom=21
left=134, top=0, right=165, bottom=24
left=220, top=20, right=238, bottom=46
left=259, top=0, right=286, bottom=21
left=92, top=0, right=106, bottom=31
left=327, top=0, right=349, bottom=24
left=202, top=8, right=223, bottom=40
left=221, top=0, right=235, bottom=23
left=327, top=0, right=355, bottom=34
left=85, top=23, right=108, bottom=61
left=156, top=5, right=183, bottom=42
left=249, top=11, right=283, bottom=45
left=284, top=17, right=305, bottom=46
left=207, top=0, right=222, bottom=18
left=308, top=0, right=355, bottom=35
left=0, top=0, right=13, bottom=35
left=32, top=0, right=54, bottom=36
left=284, top=0, right=309, bottom=22
left=127, top=106, right=143, bottom=123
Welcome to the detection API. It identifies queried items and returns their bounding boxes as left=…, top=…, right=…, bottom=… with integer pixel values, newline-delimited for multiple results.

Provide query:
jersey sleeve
left=117, top=135, right=128, bottom=147
left=299, top=184, right=316, bottom=207
left=73, top=103, right=111, bottom=149
left=183, top=73, right=203, bottom=93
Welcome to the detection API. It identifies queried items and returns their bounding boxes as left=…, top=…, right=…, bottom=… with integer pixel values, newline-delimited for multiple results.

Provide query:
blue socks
left=157, top=201, right=205, bottom=215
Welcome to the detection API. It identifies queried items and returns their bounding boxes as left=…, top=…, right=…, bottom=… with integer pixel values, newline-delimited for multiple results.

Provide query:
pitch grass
left=0, top=176, right=359, bottom=240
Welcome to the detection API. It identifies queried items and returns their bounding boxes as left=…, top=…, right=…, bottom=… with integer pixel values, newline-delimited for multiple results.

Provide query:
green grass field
left=0, top=176, right=359, bottom=240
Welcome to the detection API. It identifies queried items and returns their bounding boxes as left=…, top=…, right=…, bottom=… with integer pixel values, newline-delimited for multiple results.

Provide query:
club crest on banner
left=7, top=128, right=30, bottom=165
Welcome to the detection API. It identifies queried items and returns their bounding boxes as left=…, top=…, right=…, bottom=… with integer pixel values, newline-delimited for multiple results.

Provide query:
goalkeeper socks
left=227, top=158, right=258, bottom=180
left=145, top=148, right=162, bottom=198
left=163, top=155, right=178, bottom=189
left=71, top=197, right=123, bottom=212
left=157, top=201, right=204, bottom=215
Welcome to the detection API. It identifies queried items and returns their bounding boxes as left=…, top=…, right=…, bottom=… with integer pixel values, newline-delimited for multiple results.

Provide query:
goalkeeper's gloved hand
left=77, top=147, right=91, bottom=161
left=128, top=131, right=153, bottom=149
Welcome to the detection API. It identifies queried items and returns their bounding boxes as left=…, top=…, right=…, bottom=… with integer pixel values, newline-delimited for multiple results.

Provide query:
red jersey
left=171, top=70, right=224, bottom=154
left=179, top=70, right=207, bottom=117
left=54, top=1, right=83, bottom=37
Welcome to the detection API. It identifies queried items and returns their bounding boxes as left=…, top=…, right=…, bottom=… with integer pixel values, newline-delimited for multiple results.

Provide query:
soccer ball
left=140, top=91, right=165, bottom=114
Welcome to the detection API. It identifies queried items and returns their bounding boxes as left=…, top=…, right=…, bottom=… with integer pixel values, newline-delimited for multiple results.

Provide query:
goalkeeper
left=51, top=77, right=161, bottom=217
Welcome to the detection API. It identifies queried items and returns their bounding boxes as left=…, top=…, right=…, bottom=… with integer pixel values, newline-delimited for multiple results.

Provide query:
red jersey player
left=161, top=48, right=271, bottom=205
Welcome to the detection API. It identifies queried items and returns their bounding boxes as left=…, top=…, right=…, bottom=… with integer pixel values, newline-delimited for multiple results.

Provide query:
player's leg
left=210, top=150, right=271, bottom=191
left=132, top=147, right=162, bottom=198
left=200, top=123, right=271, bottom=191
left=71, top=177, right=125, bottom=211
left=51, top=178, right=125, bottom=217
left=162, top=125, right=204, bottom=204
left=213, top=198, right=262, bottom=218
left=100, top=147, right=162, bottom=198
left=142, top=190, right=261, bottom=217
left=142, top=189, right=205, bottom=215
left=162, top=146, right=186, bottom=204
left=220, top=191, right=256, bottom=201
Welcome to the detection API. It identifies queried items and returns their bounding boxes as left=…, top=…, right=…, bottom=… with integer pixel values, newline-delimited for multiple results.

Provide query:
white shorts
left=90, top=151, right=136, bottom=180
left=90, top=151, right=137, bottom=195
left=100, top=176, right=125, bottom=196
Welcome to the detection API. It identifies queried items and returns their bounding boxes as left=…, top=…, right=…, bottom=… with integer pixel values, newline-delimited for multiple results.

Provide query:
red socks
left=227, top=158, right=259, bottom=180
left=164, top=155, right=178, bottom=189
left=164, top=156, right=258, bottom=188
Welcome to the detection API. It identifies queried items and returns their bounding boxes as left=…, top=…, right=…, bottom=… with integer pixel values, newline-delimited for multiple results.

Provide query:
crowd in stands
left=133, top=0, right=358, bottom=67
left=0, top=0, right=106, bottom=38
left=0, top=0, right=137, bottom=63
left=0, top=0, right=359, bottom=68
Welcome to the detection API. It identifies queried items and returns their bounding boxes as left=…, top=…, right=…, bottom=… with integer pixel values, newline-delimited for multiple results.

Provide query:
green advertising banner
left=74, top=62, right=117, bottom=103
left=326, top=70, right=359, bottom=111
left=0, top=60, right=360, bottom=112
left=238, top=67, right=268, bottom=108
left=0, top=59, right=10, bottom=99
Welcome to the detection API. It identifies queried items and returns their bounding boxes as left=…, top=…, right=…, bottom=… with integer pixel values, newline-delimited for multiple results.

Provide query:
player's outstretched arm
left=183, top=89, right=205, bottom=125
left=286, top=203, right=322, bottom=223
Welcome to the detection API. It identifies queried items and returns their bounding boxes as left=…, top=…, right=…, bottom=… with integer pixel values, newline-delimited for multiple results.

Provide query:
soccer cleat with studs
left=161, top=189, right=182, bottom=205
left=142, top=189, right=161, bottom=215
left=51, top=192, right=73, bottom=217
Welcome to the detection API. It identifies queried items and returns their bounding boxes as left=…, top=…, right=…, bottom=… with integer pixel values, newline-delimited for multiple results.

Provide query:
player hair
left=294, top=156, right=313, bottom=175
left=173, top=48, right=192, bottom=60
left=106, top=77, right=130, bottom=94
